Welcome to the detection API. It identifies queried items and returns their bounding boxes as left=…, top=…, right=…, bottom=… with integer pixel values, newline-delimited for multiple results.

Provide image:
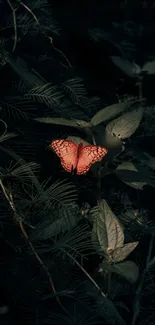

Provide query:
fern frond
left=4, top=53, right=46, bottom=88
left=0, top=132, right=16, bottom=143
left=16, top=13, right=35, bottom=36
left=0, top=97, right=37, bottom=120
left=28, top=0, right=51, bottom=11
left=51, top=224, right=92, bottom=258
left=0, top=145, right=42, bottom=192
left=0, top=161, right=40, bottom=184
left=33, top=224, right=92, bottom=263
left=12, top=80, right=29, bottom=93
left=18, top=0, right=60, bottom=36
left=8, top=161, right=40, bottom=181
left=26, top=84, right=64, bottom=110
left=46, top=310, right=102, bottom=325
left=32, top=179, right=77, bottom=216
left=31, top=202, right=81, bottom=240
left=62, top=77, right=87, bottom=102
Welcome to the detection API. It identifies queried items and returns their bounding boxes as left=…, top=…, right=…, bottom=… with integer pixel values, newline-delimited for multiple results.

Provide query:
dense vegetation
left=0, top=1, right=155, bottom=324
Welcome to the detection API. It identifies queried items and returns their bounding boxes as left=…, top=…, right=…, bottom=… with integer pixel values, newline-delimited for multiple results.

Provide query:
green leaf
left=92, top=200, right=124, bottom=254
left=110, top=242, right=139, bottom=263
left=106, top=107, right=144, bottom=139
left=66, top=135, right=90, bottom=146
left=112, top=260, right=139, bottom=284
left=116, top=162, right=147, bottom=190
left=91, top=101, right=131, bottom=126
left=34, top=116, right=91, bottom=129
left=142, top=60, right=155, bottom=75
left=111, top=56, right=141, bottom=78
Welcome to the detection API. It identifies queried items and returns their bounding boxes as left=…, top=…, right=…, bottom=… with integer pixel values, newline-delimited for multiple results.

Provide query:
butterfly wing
left=76, top=145, right=108, bottom=175
left=51, top=139, right=78, bottom=173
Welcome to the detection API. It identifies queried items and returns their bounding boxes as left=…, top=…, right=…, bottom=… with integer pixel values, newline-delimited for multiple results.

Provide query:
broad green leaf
left=99, top=260, right=139, bottom=284
left=111, top=56, right=141, bottom=78
left=100, top=129, right=124, bottom=153
left=34, top=117, right=91, bottom=129
left=112, top=260, right=139, bottom=284
left=110, top=242, right=139, bottom=263
left=91, top=102, right=129, bottom=126
left=142, top=60, right=155, bottom=75
left=92, top=200, right=124, bottom=254
left=116, top=162, right=147, bottom=190
left=105, top=107, right=144, bottom=139
left=66, top=135, right=90, bottom=146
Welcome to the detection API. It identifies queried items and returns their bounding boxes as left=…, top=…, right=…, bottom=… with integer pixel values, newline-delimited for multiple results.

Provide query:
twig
left=19, top=1, right=39, bottom=25
left=0, top=180, right=66, bottom=313
left=131, top=235, right=154, bottom=325
left=67, top=253, right=127, bottom=325
left=7, top=0, right=18, bottom=52
left=67, top=252, right=106, bottom=298
left=19, top=1, right=72, bottom=67
left=48, top=36, right=72, bottom=68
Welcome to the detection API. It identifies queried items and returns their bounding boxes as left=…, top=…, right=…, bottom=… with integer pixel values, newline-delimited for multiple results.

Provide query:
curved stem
left=7, top=0, right=18, bottom=52
left=131, top=235, right=154, bottom=325
left=67, top=252, right=106, bottom=298
left=0, top=180, right=68, bottom=316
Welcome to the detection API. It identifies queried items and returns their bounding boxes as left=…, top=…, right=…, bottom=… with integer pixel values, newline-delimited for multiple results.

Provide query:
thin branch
left=48, top=36, right=72, bottom=68
left=19, top=1, right=39, bottom=25
left=7, top=0, right=18, bottom=52
left=19, top=1, right=72, bottom=67
left=131, top=235, right=154, bottom=325
left=67, top=253, right=127, bottom=325
left=67, top=252, right=106, bottom=298
left=0, top=180, right=66, bottom=313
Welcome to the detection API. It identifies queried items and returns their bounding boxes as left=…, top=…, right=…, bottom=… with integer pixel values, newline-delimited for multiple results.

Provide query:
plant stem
left=7, top=0, right=18, bottom=52
left=0, top=180, right=67, bottom=314
left=19, top=1, right=71, bottom=67
left=67, top=252, right=106, bottom=298
left=131, top=235, right=154, bottom=325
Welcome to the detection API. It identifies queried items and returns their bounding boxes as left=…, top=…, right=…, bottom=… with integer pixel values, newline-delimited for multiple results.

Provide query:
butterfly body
left=51, top=139, right=108, bottom=175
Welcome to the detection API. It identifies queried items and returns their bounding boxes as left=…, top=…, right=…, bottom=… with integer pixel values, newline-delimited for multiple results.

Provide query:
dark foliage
left=0, top=1, right=155, bottom=325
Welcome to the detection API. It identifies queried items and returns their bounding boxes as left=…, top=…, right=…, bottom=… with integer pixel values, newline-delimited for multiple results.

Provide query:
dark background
left=0, top=0, right=155, bottom=324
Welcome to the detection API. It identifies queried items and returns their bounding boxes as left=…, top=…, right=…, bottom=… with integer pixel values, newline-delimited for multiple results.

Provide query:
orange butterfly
left=50, top=139, right=108, bottom=175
